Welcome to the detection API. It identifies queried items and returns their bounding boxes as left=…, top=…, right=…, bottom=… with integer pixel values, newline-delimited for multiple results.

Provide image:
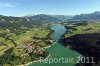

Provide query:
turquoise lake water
left=28, top=24, right=81, bottom=66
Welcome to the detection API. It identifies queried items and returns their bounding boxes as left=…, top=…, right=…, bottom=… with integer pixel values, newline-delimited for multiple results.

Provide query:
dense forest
left=61, top=22, right=100, bottom=66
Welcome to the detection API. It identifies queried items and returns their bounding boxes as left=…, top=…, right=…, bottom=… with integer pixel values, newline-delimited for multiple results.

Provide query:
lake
left=28, top=24, right=81, bottom=66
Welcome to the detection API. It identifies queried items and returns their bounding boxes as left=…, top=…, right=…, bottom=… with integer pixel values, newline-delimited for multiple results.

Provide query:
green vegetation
left=62, top=22, right=100, bottom=66
left=64, top=22, right=100, bottom=37
left=0, top=27, right=53, bottom=66
left=70, top=11, right=100, bottom=21
left=0, top=15, right=55, bottom=66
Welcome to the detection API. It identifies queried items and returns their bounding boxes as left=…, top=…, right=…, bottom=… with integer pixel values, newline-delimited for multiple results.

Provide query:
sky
left=0, top=0, right=100, bottom=16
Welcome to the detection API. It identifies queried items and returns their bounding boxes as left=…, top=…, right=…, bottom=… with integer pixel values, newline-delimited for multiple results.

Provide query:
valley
left=0, top=11, right=100, bottom=66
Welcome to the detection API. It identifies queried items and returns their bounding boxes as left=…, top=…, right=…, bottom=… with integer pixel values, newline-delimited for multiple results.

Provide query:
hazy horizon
left=0, top=0, right=100, bottom=16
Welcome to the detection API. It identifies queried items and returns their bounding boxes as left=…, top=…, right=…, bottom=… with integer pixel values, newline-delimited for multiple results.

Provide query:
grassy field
left=62, top=22, right=100, bottom=66
left=64, top=23, right=100, bottom=37
left=0, top=26, right=51, bottom=65
left=14, top=28, right=50, bottom=46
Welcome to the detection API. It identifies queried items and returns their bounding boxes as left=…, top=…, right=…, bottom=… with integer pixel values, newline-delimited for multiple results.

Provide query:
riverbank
left=19, top=54, right=51, bottom=66
left=44, top=41, right=56, bottom=49
left=19, top=31, right=56, bottom=66
left=23, top=41, right=57, bottom=66
left=19, top=24, right=56, bottom=66
left=26, top=24, right=81, bottom=66
left=61, top=23, right=100, bottom=66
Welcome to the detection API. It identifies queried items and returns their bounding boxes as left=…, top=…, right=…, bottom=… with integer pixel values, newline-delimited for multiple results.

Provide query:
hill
left=24, top=14, right=73, bottom=22
left=24, top=14, right=62, bottom=22
left=62, top=22, right=100, bottom=66
left=70, top=11, right=100, bottom=21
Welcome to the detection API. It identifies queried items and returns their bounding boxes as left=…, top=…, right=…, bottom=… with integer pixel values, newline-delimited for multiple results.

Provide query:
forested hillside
left=70, top=11, right=100, bottom=21
left=62, top=22, right=100, bottom=66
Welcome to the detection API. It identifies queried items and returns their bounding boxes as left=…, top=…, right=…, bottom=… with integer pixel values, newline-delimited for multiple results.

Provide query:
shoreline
left=19, top=27, right=56, bottom=66
left=18, top=45, right=52, bottom=66
left=19, top=54, right=50, bottom=66
left=44, top=41, right=56, bottom=49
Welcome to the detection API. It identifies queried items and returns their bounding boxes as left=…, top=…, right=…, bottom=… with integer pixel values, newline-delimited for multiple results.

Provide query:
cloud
left=0, top=3, right=15, bottom=7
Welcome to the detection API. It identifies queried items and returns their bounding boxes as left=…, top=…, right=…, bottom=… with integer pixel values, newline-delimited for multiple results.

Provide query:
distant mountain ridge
left=49, top=15, right=73, bottom=20
left=0, top=14, right=72, bottom=30
left=1, top=11, right=100, bottom=23
left=70, top=11, right=100, bottom=21
left=25, top=14, right=62, bottom=22
left=24, top=14, right=73, bottom=22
